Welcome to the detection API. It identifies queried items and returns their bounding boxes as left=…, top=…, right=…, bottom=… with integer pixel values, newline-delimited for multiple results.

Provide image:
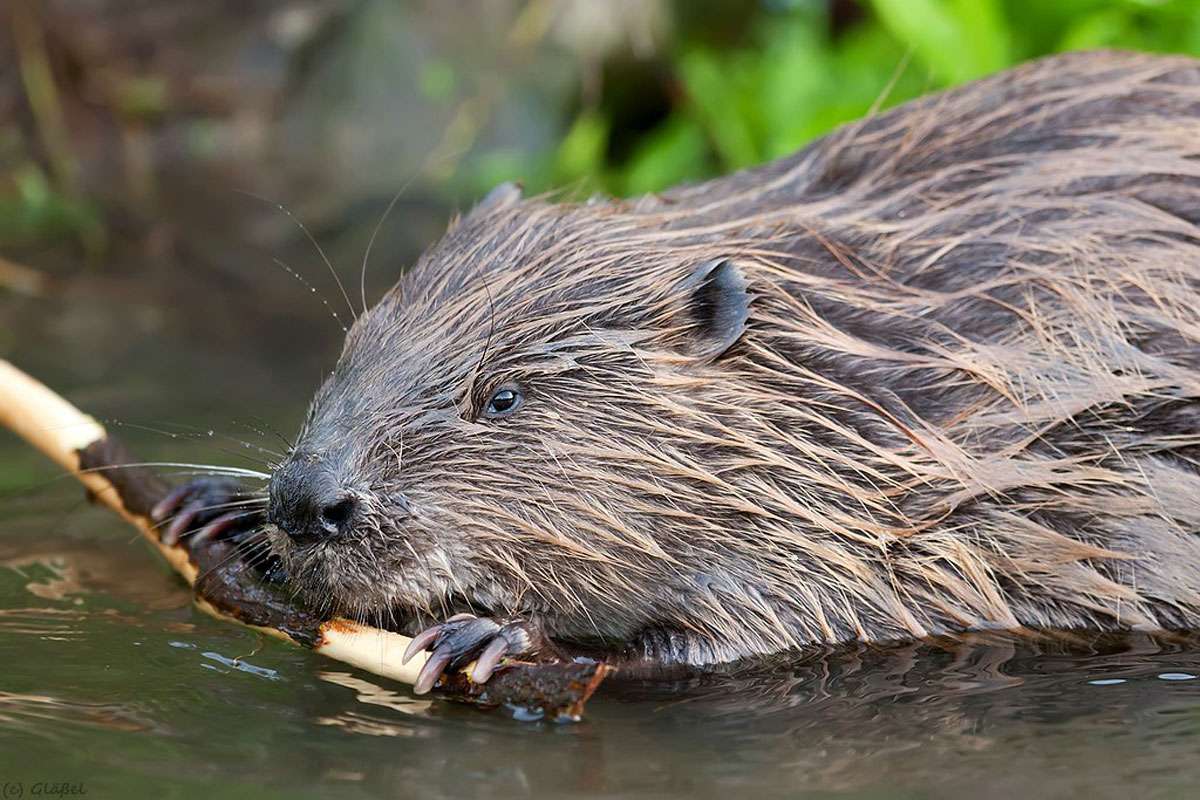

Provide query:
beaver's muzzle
left=268, top=455, right=359, bottom=545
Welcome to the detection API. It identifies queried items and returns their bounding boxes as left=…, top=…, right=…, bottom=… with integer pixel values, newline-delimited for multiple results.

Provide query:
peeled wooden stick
left=0, top=359, right=608, bottom=719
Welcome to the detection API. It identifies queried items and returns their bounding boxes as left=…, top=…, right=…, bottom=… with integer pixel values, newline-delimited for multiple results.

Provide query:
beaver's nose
left=267, top=459, right=358, bottom=544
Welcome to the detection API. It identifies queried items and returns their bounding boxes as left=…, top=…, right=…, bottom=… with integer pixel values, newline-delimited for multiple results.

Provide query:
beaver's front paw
left=150, top=477, right=264, bottom=549
left=401, top=614, right=544, bottom=694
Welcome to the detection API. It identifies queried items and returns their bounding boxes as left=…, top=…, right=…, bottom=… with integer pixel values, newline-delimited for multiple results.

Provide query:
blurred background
left=2, top=0, right=1200, bottom=469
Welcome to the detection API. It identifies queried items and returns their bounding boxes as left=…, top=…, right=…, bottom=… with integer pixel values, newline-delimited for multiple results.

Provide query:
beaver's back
left=694, top=50, right=1200, bottom=647
left=594, top=50, right=1200, bottom=654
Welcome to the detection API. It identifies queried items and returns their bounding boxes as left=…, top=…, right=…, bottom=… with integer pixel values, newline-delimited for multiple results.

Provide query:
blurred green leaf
left=552, top=110, right=609, bottom=187
left=1058, top=9, right=1135, bottom=50
left=868, top=0, right=1010, bottom=83
left=620, top=117, right=711, bottom=196
left=679, top=49, right=762, bottom=169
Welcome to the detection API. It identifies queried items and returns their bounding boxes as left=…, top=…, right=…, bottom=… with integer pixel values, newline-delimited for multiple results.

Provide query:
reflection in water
left=0, top=608, right=84, bottom=639
left=284, top=634, right=1200, bottom=798
left=584, top=635, right=1200, bottom=796
left=0, top=691, right=153, bottom=735
left=0, top=530, right=191, bottom=611
left=318, top=670, right=434, bottom=718
left=2, top=554, right=86, bottom=602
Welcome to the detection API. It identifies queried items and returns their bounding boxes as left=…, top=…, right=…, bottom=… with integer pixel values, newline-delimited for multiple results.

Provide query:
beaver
left=153, top=50, right=1200, bottom=694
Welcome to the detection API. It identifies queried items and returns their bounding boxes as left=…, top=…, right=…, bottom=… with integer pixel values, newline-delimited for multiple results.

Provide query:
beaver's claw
left=401, top=614, right=542, bottom=695
left=150, top=477, right=264, bottom=549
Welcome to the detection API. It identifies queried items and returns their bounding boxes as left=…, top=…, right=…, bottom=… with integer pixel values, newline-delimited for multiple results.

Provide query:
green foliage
left=868, top=0, right=1010, bottom=83
left=473, top=0, right=1200, bottom=198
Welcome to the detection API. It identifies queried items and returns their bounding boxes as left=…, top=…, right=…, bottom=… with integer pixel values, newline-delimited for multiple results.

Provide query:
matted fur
left=272, top=51, right=1200, bottom=665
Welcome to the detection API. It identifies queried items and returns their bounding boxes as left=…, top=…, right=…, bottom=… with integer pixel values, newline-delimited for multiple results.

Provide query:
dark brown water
left=3, top=228, right=1200, bottom=800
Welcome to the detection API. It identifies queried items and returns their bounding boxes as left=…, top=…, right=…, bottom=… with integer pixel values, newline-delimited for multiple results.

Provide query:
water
left=2, top=223, right=1199, bottom=800
left=3, top=502, right=1200, bottom=799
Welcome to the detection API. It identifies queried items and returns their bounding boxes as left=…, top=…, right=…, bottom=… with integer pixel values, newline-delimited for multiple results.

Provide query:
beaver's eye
left=484, top=386, right=523, bottom=419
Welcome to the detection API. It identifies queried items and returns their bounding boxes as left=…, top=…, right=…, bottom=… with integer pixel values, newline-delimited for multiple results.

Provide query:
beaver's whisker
left=360, top=178, right=421, bottom=317
left=77, top=462, right=270, bottom=479
left=155, top=497, right=268, bottom=528
left=235, top=189, right=356, bottom=327
left=270, top=257, right=349, bottom=334
left=104, top=419, right=285, bottom=463
left=241, top=414, right=296, bottom=452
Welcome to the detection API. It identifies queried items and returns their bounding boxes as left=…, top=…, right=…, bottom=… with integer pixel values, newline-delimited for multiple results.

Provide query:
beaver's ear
left=681, top=258, right=751, bottom=361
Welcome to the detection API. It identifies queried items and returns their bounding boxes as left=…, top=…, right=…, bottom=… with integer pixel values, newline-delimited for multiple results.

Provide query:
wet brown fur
left=273, top=51, right=1200, bottom=665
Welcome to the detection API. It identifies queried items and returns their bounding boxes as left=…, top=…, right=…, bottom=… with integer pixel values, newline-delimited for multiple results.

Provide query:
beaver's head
left=265, top=183, right=768, bottom=635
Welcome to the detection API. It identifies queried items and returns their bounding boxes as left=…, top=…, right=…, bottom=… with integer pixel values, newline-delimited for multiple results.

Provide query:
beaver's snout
left=268, top=456, right=359, bottom=545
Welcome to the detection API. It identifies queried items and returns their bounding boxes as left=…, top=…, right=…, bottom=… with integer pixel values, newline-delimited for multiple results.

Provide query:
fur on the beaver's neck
left=277, top=50, right=1200, bottom=665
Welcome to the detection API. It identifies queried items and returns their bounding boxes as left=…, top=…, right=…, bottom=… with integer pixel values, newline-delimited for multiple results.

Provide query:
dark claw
left=402, top=614, right=541, bottom=695
left=192, top=510, right=250, bottom=546
left=471, top=637, right=510, bottom=684
left=151, top=485, right=194, bottom=523
left=151, top=477, right=264, bottom=551
left=414, top=651, right=453, bottom=695
left=402, top=625, right=443, bottom=664
left=163, top=505, right=201, bottom=546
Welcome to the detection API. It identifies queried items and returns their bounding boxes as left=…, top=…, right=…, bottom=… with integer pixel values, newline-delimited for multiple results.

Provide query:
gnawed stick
left=0, top=359, right=609, bottom=720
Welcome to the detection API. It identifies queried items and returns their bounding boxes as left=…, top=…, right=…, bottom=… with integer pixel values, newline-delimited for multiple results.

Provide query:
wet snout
left=268, top=456, right=359, bottom=544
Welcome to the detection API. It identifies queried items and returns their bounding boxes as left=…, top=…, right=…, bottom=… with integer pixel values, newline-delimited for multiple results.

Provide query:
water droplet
left=1088, top=678, right=1126, bottom=686
left=1158, top=672, right=1197, bottom=681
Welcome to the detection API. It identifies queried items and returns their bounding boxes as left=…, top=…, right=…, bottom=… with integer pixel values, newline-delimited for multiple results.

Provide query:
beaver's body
left=164, top=51, right=1200, bottom=689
